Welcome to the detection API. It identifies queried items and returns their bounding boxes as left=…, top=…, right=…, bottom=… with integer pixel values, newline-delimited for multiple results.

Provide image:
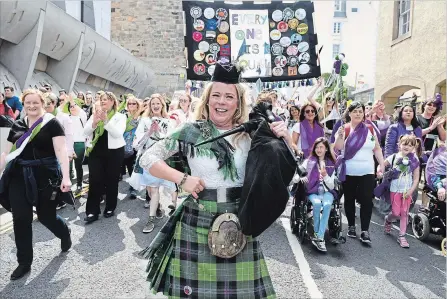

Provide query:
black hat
left=394, top=102, right=403, bottom=109
left=211, top=61, right=242, bottom=84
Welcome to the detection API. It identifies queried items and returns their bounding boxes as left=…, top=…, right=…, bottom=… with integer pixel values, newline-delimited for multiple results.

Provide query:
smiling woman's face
left=24, top=93, right=44, bottom=117
left=208, top=82, right=238, bottom=129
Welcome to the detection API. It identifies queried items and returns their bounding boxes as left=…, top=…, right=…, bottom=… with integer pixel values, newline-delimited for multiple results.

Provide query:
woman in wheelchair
left=299, top=137, right=337, bottom=252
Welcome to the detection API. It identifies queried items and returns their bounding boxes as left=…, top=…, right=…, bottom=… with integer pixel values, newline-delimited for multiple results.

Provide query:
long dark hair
left=310, top=137, right=335, bottom=163
left=299, top=103, right=322, bottom=126
left=421, top=98, right=441, bottom=116
left=398, top=104, right=420, bottom=128
left=289, top=105, right=300, bottom=120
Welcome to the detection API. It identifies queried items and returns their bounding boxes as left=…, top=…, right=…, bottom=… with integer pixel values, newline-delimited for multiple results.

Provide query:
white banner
left=229, top=10, right=271, bottom=78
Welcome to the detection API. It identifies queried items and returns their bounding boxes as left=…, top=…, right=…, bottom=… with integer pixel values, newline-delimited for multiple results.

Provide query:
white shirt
left=70, top=109, right=87, bottom=142
left=292, top=122, right=302, bottom=150
left=56, top=111, right=74, bottom=156
left=84, top=112, right=126, bottom=149
left=386, top=153, right=414, bottom=193
left=345, top=130, right=375, bottom=176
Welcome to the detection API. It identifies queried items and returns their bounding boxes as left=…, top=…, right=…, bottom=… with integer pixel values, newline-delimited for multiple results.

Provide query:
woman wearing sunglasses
left=292, top=103, right=324, bottom=158
left=417, top=95, right=446, bottom=152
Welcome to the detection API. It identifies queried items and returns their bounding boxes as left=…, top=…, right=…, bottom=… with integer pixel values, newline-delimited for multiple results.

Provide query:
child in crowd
left=383, top=135, right=421, bottom=248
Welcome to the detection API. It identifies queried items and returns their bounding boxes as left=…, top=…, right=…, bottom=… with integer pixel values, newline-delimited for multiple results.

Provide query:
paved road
left=0, top=178, right=445, bottom=299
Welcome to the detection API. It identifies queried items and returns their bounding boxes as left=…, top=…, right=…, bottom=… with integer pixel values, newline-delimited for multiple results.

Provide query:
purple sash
left=306, top=156, right=335, bottom=194
left=335, top=122, right=370, bottom=182
left=15, top=116, right=44, bottom=149
left=300, top=120, right=324, bottom=158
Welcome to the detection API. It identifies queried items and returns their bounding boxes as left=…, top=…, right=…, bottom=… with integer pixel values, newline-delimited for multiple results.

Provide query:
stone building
left=375, top=0, right=446, bottom=113
left=111, top=0, right=186, bottom=95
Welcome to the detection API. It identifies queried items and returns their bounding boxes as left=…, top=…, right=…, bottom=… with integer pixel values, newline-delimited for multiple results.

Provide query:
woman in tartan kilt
left=139, top=62, right=293, bottom=298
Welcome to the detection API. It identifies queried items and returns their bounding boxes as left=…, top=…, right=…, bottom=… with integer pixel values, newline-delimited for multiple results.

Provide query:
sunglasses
left=179, top=99, right=189, bottom=103
left=127, top=102, right=137, bottom=106
left=426, top=103, right=436, bottom=107
left=70, top=105, right=76, bottom=109
left=305, top=109, right=315, bottom=114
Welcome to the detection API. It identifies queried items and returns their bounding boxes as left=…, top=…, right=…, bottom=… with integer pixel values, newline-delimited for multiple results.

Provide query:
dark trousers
left=121, top=152, right=136, bottom=177
left=86, top=147, right=124, bottom=215
left=70, top=142, right=86, bottom=187
left=343, top=174, right=375, bottom=231
left=9, top=172, right=69, bottom=266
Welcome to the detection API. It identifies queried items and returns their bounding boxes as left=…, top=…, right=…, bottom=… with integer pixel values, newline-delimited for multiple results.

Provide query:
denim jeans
left=308, top=192, right=334, bottom=239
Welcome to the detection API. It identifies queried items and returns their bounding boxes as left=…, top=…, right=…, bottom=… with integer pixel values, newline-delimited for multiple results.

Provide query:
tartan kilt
left=140, top=188, right=276, bottom=299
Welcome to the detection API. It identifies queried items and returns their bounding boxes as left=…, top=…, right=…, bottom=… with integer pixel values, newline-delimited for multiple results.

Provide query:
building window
left=334, top=0, right=341, bottom=11
left=332, top=44, right=340, bottom=59
left=398, top=0, right=411, bottom=36
left=333, top=22, right=341, bottom=34
left=352, top=8, right=358, bottom=12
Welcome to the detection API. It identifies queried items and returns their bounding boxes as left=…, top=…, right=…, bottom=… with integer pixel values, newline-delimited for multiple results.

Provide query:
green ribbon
left=125, top=116, right=137, bottom=132
left=51, top=108, right=59, bottom=116
left=85, top=109, right=116, bottom=156
left=10, top=122, right=43, bottom=153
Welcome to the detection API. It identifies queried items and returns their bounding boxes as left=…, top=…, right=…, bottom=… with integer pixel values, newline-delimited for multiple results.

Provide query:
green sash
left=85, top=109, right=116, bottom=156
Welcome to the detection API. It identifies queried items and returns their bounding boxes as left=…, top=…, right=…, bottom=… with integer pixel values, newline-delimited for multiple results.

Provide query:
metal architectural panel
left=0, top=1, right=46, bottom=44
left=0, top=63, right=22, bottom=94
left=28, top=70, right=62, bottom=92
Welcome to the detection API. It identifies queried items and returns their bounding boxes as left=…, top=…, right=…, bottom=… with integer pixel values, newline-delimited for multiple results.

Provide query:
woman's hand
left=336, top=125, right=344, bottom=139
left=270, top=121, right=289, bottom=139
left=320, top=167, right=328, bottom=178
left=60, top=177, right=72, bottom=193
left=181, top=175, right=206, bottom=199
left=377, top=164, right=385, bottom=179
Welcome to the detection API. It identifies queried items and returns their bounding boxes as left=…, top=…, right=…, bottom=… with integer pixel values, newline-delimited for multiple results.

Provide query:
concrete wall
left=375, top=0, right=446, bottom=110
left=111, top=0, right=189, bottom=95
left=0, top=0, right=153, bottom=97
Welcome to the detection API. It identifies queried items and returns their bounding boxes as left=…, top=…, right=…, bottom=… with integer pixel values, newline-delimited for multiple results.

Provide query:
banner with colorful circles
left=183, top=1, right=320, bottom=82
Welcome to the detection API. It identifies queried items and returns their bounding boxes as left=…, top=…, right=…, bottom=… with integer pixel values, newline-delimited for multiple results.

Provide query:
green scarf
left=51, top=108, right=59, bottom=116
left=125, top=115, right=137, bottom=132
left=85, top=109, right=116, bottom=156
left=165, top=121, right=239, bottom=181
left=61, top=99, right=83, bottom=114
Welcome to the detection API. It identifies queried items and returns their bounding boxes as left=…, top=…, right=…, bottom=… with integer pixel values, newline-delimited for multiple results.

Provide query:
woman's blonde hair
left=321, top=91, right=338, bottom=118
left=100, top=92, right=119, bottom=111
left=143, top=94, right=168, bottom=118
left=175, top=94, right=192, bottom=110
left=256, top=91, right=275, bottom=105
left=42, top=92, right=58, bottom=106
left=194, top=82, right=249, bottom=145
left=21, top=89, right=45, bottom=105
left=126, top=96, right=142, bottom=118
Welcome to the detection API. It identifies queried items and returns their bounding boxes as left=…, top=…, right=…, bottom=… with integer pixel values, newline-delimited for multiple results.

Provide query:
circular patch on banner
left=193, top=20, right=205, bottom=31
left=297, top=41, right=309, bottom=52
left=272, top=10, right=283, bottom=22
left=291, top=33, right=303, bottom=44
left=275, top=55, right=287, bottom=68
left=280, top=36, right=292, bottom=47
left=206, top=31, right=216, bottom=39
left=288, top=18, right=299, bottom=30
left=209, top=43, right=220, bottom=54
left=198, top=41, right=210, bottom=52
left=208, top=64, right=216, bottom=75
left=217, top=34, right=228, bottom=45
left=219, top=21, right=229, bottom=33
left=216, top=8, right=228, bottom=20
left=283, top=8, right=294, bottom=20
left=190, top=7, right=202, bottom=19
left=297, top=23, right=309, bottom=35
left=269, top=21, right=276, bottom=29
left=273, top=67, right=284, bottom=77
left=295, top=8, right=306, bottom=20
left=286, top=45, right=298, bottom=56
left=270, top=29, right=281, bottom=41
left=271, top=43, right=283, bottom=56
left=205, top=54, right=217, bottom=65
left=298, top=52, right=310, bottom=64
left=193, top=63, right=205, bottom=75
left=298, top=64, right=310, bottom=75
left=192, top=32, right=203, bottom=42
left=288, top=56, right=299, bottom=67
left=277, top=21, right=288, bottom=32
left=204, top=7, right=215, bottom=19
left=194, top=50, right=206, bottom=61
left=206, top=19, right=218, bottom=31
left=219, top=56, right=230, bottom=64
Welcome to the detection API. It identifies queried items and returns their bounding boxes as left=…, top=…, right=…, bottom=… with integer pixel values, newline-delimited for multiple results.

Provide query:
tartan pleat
left=142, top=195, right=276, bottom=299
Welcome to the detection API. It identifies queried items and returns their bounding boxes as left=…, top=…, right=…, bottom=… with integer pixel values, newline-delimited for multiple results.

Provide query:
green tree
left=317, top=72, right=352, bottom=102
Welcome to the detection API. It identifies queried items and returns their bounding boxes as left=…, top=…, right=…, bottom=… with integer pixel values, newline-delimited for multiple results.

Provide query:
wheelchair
left=412, top=184, right=446, bottom=243
left=290, top=179, right=346, bottom=245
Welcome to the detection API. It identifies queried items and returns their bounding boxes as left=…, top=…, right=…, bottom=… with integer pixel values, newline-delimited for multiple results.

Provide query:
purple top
left=384, top=122, right=423, bottom=157
left=300, top=120, right=324, bottom=158
left=306, top=156, right=335, bottom=194
left=426, top=146, right=447, bottom=189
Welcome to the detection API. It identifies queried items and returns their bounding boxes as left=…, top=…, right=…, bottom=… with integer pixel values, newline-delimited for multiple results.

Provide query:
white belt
left=426, top=134, right=437, bottom=139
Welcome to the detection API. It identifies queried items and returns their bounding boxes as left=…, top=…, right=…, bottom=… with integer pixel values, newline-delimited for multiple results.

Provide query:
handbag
left=207, top=213, right=247, bottom=259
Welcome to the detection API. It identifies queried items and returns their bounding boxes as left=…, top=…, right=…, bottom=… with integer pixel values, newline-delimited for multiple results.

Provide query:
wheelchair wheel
left=297, top=201, right=308, bottom=244
left=290, top=205, right=299, bottom=234
left=441, top=238, right=446, bottom=256
left=412, top=213, right=431, bottom=240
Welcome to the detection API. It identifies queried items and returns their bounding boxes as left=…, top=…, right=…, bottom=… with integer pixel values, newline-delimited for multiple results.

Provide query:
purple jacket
left=384, top=122, right=423, bottom=157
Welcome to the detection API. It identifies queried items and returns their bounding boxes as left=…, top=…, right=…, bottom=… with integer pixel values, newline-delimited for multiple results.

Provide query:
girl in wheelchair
left=299, top=137, right=337, bottom=252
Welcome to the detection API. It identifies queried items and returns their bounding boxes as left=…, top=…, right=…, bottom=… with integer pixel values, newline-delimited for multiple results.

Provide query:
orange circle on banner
left=217, top=34, right=229, bottom=45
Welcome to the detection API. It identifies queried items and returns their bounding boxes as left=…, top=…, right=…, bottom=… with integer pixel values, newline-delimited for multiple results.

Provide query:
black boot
left=10, top=265, right=31, bottom=280
left=61, top=228, right=72, bottom=252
